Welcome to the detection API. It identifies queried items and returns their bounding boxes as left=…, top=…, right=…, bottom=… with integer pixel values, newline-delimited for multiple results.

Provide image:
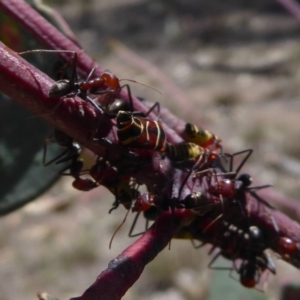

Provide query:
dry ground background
left=2, top=0, right=300, bottom=299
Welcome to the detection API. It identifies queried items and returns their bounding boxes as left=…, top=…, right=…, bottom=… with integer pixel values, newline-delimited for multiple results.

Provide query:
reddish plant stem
left=0, top=40, right=187, bottom=299
left=70, top=210, right=189, bottom=300
left=2, top=1, right=300, bottom=298
left=0, top=0, right=182, bottom=143
left=0, top=42, right=112, bottom=156
left=276, top=0, right=300, bottom=23
left=0, top=0, right=95, bottom=74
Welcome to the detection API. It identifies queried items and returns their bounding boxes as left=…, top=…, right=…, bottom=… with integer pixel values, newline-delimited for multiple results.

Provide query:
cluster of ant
left=23, top=50, right=300, bottom=291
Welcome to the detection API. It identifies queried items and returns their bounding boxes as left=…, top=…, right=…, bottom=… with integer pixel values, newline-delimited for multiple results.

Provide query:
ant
left=43, top=128, right=99, bottom=191
left=128, top=166, right=226, bottom=237
left=43, top=128, right=81, bottom=167
left=20, top=49, right=161, bottom=117
left=198, top=149, right=275, bottom=215
left=19, top=50, right=106, bottom=114
left=207, top=224, right=276, bottom=289
left=89, top=158, right=140, bottom=212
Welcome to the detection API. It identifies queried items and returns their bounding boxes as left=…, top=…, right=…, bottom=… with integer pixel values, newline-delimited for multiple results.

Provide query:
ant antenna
left=109, top=208, right=131, bottom=249
left=120, top=79, right=163, bottom=96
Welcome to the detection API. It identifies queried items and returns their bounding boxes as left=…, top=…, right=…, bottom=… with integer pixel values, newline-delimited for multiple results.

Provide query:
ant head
left=107, top=99, right=131, bottom=115
left=49, top=79, right=73, bottom=98
left=101, top=71, right=120, bottom=90
left=239, top=261, right=260, bottom=288
left=237, top=173, right=252, bottom=188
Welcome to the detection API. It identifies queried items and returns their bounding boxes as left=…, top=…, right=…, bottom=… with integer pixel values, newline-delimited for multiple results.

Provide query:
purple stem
left=0, top=0, right=182, bottom=144
left=276, top=0, right=300, bottom=23
left=70, top=210, right=189, bottom=300
left=1, top=0, right=300, bottom=298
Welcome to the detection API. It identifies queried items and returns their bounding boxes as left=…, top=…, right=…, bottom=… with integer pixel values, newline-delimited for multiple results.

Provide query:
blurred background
left=1, top=0, right=300, bottom=299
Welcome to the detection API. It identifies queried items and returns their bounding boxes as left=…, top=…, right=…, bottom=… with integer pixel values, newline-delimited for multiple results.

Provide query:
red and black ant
left=89, top=158, right=141, bottom=213
left=183, top=149, right=277, bottom=249
left=43, top=128, right=81, bottom=167
left=128, top=166, right=224, bottom=237
left=180, top=212, right=276, bottom=288
left=19, top=50, right=107, bottom=114
left=20, top=49, right=161, bottom=117
left=205, top=223, right=276, bottom=289
left=201, top=149, right=275, bottom=214
left=43, top=128, right=99, bottom=191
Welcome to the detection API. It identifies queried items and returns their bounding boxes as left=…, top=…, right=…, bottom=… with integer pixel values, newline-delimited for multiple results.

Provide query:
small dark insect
left=89, top=158, right=140, bottom=213
left=44, top=129, right=98, bottom=191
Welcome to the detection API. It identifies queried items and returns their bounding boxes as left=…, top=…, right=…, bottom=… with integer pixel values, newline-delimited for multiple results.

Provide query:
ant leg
left=232, top=149, right=253, bottom=175
left=145, top=102, right=160, bottom=117
left=249, top=191, right=275, bottom=210
left=191, top=240, right=206, bottom=249
left=145, top=218, right=152, bottom=231
left=203, top=214, right=223, bottom=233
left=177, top=169, right=193, bottom=201
left=59, top=160, right=85, bottom=176
left=128, top=212, right=146, bottom=237
left=228, top=261, right=240, bottom=281
left=120, top=81, right=160, bottom=117
left=55, top=143, right=81, bottom=164
left=208, top=250, right=232, bottom=270
left=57, top=163, right=75, bottom=176
left=86, top=66, right=98, bottom=82
left=93, top=137, right=113, bottom=145
left=85, top=95, right=105, bottom=114
left=43, top=143, right=70, bottom=166
left=120, top=84, right=134, bottom=112
left=264, top=253, right=276, bottom=274
left=67, top=50, right=78, bottom=87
